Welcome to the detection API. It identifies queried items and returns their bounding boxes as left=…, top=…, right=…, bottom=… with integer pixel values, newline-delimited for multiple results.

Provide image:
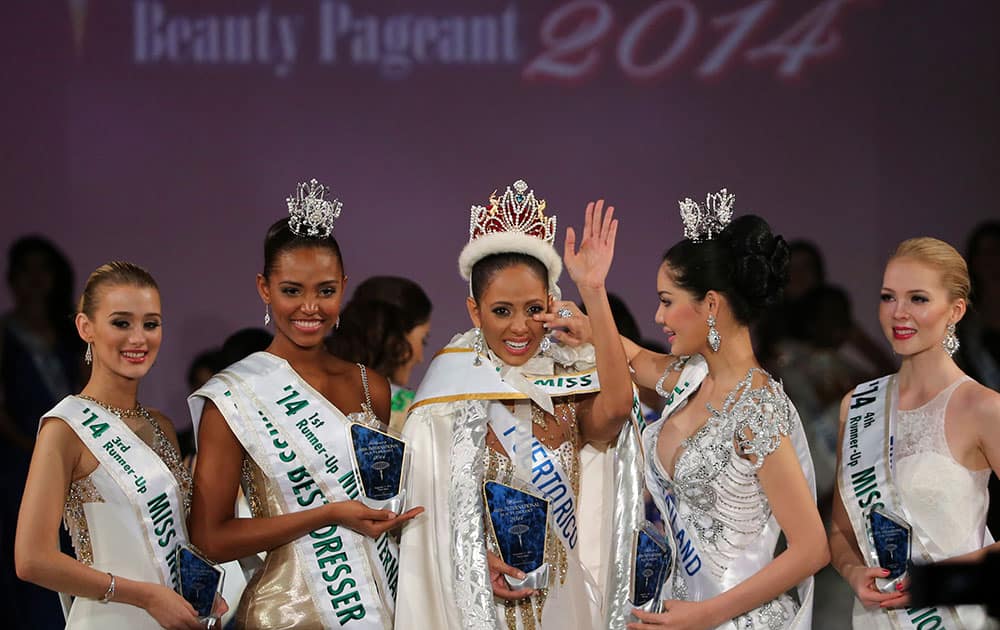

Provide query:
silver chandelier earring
left=84, top=343, right=93, bottom=365
left=335, top=316, right=340, bottom=330
left=264, top=304, right=271, bottom=326
left=942, top=322, right=959, bottom=357
left=473, top=328, right=484, bottom=366
left=707, top=314, right=721, bottom=352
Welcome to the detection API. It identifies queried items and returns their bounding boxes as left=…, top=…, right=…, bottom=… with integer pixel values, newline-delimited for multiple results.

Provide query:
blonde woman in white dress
left=16, top=262, right=219, bottom=629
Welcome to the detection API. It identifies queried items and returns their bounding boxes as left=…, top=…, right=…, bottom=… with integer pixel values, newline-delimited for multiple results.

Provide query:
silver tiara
left=678, top=188, right=735, bottom=242
left=287, top=179, right=342, bottom=238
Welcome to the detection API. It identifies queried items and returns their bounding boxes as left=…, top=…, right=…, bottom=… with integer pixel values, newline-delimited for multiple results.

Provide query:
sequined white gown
left=642, top=355, right=815, bottom=629
left=852, top=376, right=994, bottom=629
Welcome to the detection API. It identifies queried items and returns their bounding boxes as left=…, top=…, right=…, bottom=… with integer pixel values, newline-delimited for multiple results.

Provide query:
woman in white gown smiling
left=396, top=181, right=640, bottom=630
left=829, top=237, right=1000, bottom=629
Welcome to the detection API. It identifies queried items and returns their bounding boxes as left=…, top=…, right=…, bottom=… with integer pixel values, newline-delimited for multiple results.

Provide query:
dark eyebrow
left=108, top=311, right=161, bottom=318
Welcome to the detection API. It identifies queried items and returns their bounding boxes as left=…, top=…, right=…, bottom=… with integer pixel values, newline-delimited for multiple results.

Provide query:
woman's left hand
left=628, top=600, right=716, bottom=630
left=564, top=199, right=618, bottom=291
left=879, top=576, right=910, bottom=609
left=534, top=300, right=592, bottom=347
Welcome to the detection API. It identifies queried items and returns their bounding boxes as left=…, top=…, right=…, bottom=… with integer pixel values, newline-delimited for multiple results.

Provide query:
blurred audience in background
left=0, top=236, right=83, bottom=628
left=327, top=276, right=432, bottom=431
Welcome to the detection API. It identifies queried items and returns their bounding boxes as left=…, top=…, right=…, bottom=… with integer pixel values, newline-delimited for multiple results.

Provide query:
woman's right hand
left=487, top=550, right=535, bottom=601
left=141, top=582, right=203, bottom=630
left=330, top=501, right=424, bottom=538
left=843, top=564, right=898, bottom=608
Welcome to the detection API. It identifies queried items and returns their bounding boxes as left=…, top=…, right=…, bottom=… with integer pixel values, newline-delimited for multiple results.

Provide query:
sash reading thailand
left=483, top=480, right=550, bottom=590
left=348, top=422, right=408, bottom=513
left=630, top=523, right=673, bottom=613
left=45, top=397, right=185, bottom=590
left=191, top=352, right=398, bottom=630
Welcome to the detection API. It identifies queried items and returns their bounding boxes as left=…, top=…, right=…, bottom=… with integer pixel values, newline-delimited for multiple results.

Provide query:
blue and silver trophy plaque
left=483, top=480, right=551, bottom=590
left=629, top=523, right=673, bottom=614
left=349, top=422, right=409, bottom=513
left=176, top=544, right=225, bottom=627
left=865, top=505, right=912, bottom=593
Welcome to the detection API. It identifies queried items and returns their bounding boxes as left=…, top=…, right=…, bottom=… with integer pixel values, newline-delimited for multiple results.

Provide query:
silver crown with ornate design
left=287, top=178, right=342, bottom=238
left=678, top=188, right=735, bottom=242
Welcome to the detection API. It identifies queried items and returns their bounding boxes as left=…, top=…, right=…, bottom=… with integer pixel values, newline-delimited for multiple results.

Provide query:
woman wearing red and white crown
left=395, top=181, right=640, bottom=629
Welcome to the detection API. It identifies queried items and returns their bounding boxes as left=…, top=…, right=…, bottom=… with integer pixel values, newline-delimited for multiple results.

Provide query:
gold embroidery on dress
left=483, top=398, right=581, bottom=628
left=241, top=456, right=264, bottom=518
left=63, top=475, right=103, bottom=565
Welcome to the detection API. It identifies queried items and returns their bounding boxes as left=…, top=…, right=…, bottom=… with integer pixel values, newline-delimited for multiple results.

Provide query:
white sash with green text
left=190, top=353, right=397, bottom=630
left=839, top=376, right=965, bottom=630
left=46, top=396, right=185, bottom=589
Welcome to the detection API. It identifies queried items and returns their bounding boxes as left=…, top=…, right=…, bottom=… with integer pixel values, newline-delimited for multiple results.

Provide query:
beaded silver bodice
left=645, top=363, right=799, bottom=628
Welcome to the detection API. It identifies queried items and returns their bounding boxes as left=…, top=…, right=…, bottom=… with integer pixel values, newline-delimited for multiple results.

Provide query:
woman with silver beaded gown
left=622, top=193, right=827, bottom=630
left=15, top=262, right=211, bottom=630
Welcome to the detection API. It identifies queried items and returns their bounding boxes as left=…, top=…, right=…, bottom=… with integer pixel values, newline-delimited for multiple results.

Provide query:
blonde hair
left=890, top=237, right=970, bottom=303
left=78, top=261, right=159, bottom=317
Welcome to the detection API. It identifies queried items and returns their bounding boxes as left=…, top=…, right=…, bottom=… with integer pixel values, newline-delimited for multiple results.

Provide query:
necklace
left=77, top=394, right=147, bottom=419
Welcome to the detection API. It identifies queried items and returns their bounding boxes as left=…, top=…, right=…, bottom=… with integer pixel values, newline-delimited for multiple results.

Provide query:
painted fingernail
left=882, top=569, right=890, bottom=575
left=517, top=571, right=526, bottom=579
left=896, top=584, right=903, bottom=591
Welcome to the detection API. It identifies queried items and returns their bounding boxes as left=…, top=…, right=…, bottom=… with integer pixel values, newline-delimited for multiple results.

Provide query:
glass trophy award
left=348, top=421, right=409, bottom=513
left=176, top=544, right=225, bottom=627
left=483, top=480, right=551, bottom=590
left=864, top=505, right=912, bottom=593
left=629, top=523, right=674, bottom=614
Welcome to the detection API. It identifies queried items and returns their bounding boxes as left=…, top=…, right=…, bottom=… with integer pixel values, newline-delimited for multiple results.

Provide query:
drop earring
left=707, top=314, right=721, bottom=353
left=942, top=322, right=959, bottom=357
left=264, top=304, right=271, bottom=326
left=472, top=328, right=484, bottom=366
left=84, top=343, right=93, bottom=365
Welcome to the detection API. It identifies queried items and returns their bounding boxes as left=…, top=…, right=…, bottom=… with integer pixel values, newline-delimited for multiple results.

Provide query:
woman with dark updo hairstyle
left=327, top=276, right=432, bottom=431
left=188, top=180, right=422, bottom=629
left=620, top=193, right=826, bottom=629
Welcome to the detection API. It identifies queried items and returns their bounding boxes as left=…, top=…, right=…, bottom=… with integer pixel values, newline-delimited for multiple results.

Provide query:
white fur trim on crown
left=458, top=232, right=562, bottom=292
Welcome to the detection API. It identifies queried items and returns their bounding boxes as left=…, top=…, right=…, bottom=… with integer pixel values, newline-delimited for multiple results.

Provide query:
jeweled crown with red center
left=459, top=179, right=562, bottom=293
left=469, top=179, right=556, bottom=245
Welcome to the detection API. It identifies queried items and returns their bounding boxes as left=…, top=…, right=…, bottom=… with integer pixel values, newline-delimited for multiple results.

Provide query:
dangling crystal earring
left=942, top=322, right=959, bottom=357
left=264, top=304, right=271, bottom=326
left=472, top=328, right=484, bottom=366
left=335, top=317, right=340, bottom=330
left=84, top=343, right=93, bottom=365
left=539, top=335, right=552, bottom=354
left=707, top=314, right=721, bottom=352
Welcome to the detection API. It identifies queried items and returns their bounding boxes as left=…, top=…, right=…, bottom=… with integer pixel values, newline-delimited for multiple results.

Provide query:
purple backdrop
left=2, top=0, right=998, bottom=426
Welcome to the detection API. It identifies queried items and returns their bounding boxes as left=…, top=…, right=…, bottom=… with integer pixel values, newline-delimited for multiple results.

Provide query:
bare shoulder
left=37, top=414, right=84, bottom=449
left=363, top=367, right=392, bottom=407
left=952, top=379, right=1000, bottom=425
